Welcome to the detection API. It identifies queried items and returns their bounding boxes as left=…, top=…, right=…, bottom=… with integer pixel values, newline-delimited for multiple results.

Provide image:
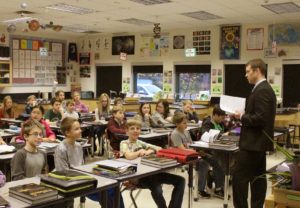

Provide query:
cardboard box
left=274, top=187, right=300, bottom=208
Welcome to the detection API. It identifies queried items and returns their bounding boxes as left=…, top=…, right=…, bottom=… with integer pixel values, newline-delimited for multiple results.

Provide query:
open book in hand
left=201, top=129, right=220, bottom=143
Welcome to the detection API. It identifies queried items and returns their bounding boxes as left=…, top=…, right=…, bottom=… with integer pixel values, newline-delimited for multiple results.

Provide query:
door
left=96, top=66, right=122, bottom=98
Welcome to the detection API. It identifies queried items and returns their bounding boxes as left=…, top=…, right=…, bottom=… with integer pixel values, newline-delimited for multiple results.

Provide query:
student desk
left=190, top=142, right=238, bottom=208
left=73, top=157, right=196, bottom=208
left=0, top=131, right=19, bottom=143
left=0, top=175, right=118, bottom=208
left=0, top=118, right=23, bottom=126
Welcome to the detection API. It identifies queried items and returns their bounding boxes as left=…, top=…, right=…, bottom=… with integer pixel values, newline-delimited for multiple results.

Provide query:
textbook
left=40, top=170, right=97, bottom=196
left=0, top=195, right=9, bottom=208
left=141, top=155, right=177, bottom=168
left=9, top=183, right=58, bottom=202
left=93, top=160, right=137, bottom=178
left=9, top=193, right=58, bottom=205
left=209, top=140, right=237, bottom=149
left=152, top=128, right=173, bottom=133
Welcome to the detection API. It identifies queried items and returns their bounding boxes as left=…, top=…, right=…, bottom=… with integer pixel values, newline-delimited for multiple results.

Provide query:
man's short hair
left=246, top=58, right=267, bottom=76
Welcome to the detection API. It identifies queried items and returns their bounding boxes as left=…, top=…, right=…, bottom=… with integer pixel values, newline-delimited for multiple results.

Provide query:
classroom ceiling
left=1, top=0, right=300, bottom=36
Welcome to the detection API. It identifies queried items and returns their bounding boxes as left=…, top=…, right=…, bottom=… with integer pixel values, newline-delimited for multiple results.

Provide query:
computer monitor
left=210, top=96, right=220, bottom=106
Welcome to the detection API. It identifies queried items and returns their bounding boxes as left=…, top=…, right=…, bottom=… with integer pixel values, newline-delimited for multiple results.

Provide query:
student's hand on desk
left=145, top=149, right=155, bottom=156
left=222, top=132, right=230, bottom=136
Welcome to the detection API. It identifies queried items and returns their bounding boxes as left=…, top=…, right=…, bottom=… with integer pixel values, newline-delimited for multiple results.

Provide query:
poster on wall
left=220, top=25, right=241, bottom=60
left=140, top=36, right=169, bottom=57
left=193, top=30, right=211, bottom=55
left=79, top=66, right=91, bottom=78
left=112, top=36, right=135, bottom=55
left=247, top=28, right=264, bottom=50
left=122, top=77, right=130, bottom=92
left=79, top=52, right=90, bottom=65
left=163, top=71, right=172, bottom=92
left=173, top=36, right=185, bottom=49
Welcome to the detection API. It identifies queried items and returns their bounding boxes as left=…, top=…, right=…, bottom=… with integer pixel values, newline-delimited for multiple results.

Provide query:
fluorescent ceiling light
left=182, top=11, right=222, bottom=20
left=2, top=17, right=33, bottom=24
left=262, top=2, right=300, bottom=14
left=118, top=18, right=154, bottom=26
left=130, top=0, right=172, bottom=5
left=45, top=3, right=96, bottom=15
left=63, top=25, right=100, bottom=33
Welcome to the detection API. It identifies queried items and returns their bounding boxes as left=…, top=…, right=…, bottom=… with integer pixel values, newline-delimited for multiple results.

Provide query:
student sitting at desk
left=200, top=106, right=228, bottom=198
left=152, top=100, right=173, bottom=126
left=24, top=95, right=37, bottom=114
left=55, top=117, right=124, bottom=208
left=16, top=105, right=56, bottom=143
left=63, top=100, right=79, bottom=120
left=55, top=90, right=66, bottom=113
left=72, top=91, right=89, bottom=113
left=0, top=96, right=16, bottom=128
left=134, top=102, right=156, bottom=128
left=120, top=119, right=185, bottom=208
left=114, top=97, right=123, bottom=107
left=175, top=100, right=199, bottom=123
left=11, top=119, right=48, bottom=181
left=95, top=93, right=111, bottom=120
left=107, top=106, right=126, bottom=151
left=44, top=98, right=62, bottom=122
left=170, top=112, right=211, bottom=198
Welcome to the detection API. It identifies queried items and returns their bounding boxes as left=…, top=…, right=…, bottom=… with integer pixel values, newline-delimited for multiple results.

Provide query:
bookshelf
left=0, top=60, right=12, bottom=86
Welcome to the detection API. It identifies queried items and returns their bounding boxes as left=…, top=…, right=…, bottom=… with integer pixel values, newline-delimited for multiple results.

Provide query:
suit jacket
left=239, top=80, right=276, bottom=152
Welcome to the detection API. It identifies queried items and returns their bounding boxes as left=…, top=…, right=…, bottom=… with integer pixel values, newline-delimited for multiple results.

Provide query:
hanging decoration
left=153, top=23, right=161, bottom=39
left=27, top=19, right=40, bottom=31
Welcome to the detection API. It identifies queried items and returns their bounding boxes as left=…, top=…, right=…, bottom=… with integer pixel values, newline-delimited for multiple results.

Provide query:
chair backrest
left=168, top=132, right=173, bottom=148
left=110, top=90, right=118, bottom=100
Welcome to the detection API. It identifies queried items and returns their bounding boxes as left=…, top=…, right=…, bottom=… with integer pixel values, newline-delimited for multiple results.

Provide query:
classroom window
left=133, top=65, right=163, bottom=101
left=175, top=65, right=211, bottom=100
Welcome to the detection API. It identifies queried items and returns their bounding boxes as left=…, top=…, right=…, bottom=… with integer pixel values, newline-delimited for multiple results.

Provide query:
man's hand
left=233, top=111, right=242, bottom=120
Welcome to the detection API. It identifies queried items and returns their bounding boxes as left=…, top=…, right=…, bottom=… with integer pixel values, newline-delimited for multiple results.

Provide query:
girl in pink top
left=16, top=105, right=56, bottom=143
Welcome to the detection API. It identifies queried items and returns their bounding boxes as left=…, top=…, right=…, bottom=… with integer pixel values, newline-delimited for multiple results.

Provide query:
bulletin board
left=10, top=35, right=66, bottom=85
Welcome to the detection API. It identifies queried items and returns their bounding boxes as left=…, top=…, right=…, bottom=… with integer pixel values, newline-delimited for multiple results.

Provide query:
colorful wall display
left=220, top=25, right=241, bottom=59
left=140, top=36, right=169, bottom=57
left=11, top=36, right=65, bottom=85
left=192, top=30, right=211, bottom=55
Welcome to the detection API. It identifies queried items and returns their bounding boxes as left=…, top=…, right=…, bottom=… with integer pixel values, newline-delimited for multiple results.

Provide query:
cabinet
left=0, top=60, right=11, bottom=86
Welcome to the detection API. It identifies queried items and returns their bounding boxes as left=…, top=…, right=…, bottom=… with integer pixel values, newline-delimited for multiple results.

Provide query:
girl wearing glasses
left=11, top=119, right=48, bottom=180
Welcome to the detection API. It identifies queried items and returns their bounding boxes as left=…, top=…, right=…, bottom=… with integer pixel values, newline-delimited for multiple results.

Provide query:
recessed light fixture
left=182, top=11, right=222, bottom=20
left=118, top=18, right=154, bottom=26
left=2, top=17, right=34, bottom=24
left=129, top=0, right=172, bottom=5
left=63, top=25, right=100, bottom=33
left=45, top=3, right=96, bottom=15
left=262, top=2, right=300, bottom=14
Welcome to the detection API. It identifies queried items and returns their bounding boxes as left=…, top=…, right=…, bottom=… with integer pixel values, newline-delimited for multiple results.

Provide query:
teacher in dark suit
left=233, top=59, right=276, bottom=208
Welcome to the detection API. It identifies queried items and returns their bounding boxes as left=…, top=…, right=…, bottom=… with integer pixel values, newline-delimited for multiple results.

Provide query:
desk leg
left=223, top=153, right=230, bottom=208
left=188, top=163, right=193, bottom=208
left=114, top=183, right=120, bottom=208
